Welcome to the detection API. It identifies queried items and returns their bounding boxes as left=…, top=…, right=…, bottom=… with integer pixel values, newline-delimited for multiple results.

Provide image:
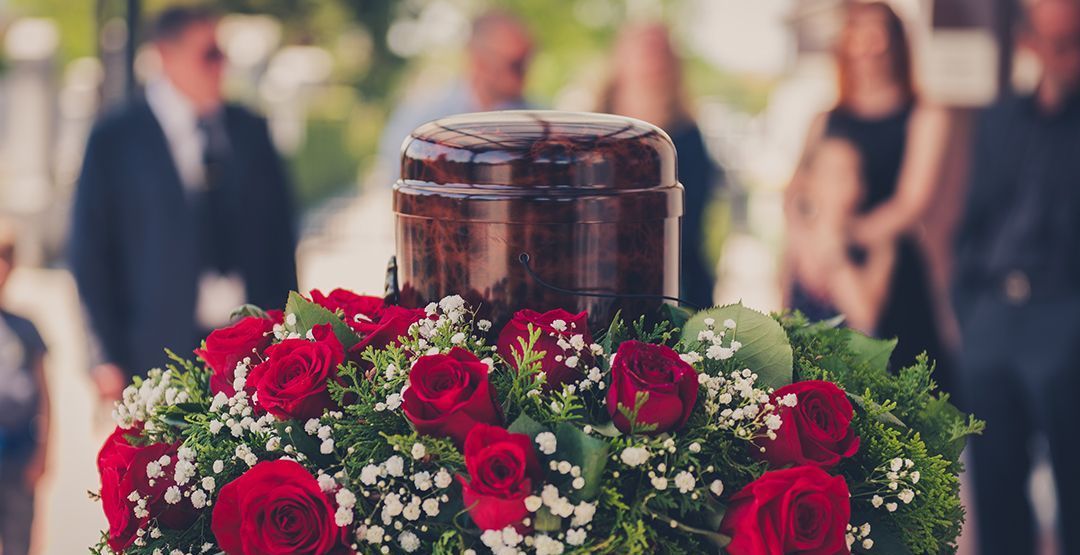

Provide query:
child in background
left=0, top=221, right=49, bottom=555
left=783, top=138, right=896, bottom=334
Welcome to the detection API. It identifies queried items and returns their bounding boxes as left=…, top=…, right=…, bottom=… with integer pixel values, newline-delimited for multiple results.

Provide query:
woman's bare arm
left=828, top=243, right=896, bottom=334
left=850, top=104, right=952, bottom=246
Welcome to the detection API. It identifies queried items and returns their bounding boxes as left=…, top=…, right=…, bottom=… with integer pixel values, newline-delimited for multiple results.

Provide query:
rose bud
left=212, top=459, right=341, bottom=555
left=458, top=424, right=544, bottom=531
left=496, top=309, right=593, bottom=390
left=759, top=380, right=860, bottom=469
left=247, top=324, right=345, bottom=420
left=720, top=466, right=851, bottom=555
left=606, top=340, right=699, bottom=434
left=402, top=347, right=502, bottom=446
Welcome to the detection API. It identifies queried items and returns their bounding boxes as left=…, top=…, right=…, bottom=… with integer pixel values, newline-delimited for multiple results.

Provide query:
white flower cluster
left=404, top=295, right=489, bottom=359
left=868, top=457, right=919, bottom=513
left=351, top=453, right=454, bottom=553
left=544, top=320, right=605, bottom=392
left=846, top=522, right=874, bottom=550
left=615, top=440, right=724, bottom=505
left=273, top=312, right=305, bottom=341
left=697, top=368, right=793, bottom=444
left=207, top=387, right=278, bottom=441
left=115, top=368, right=191, bottom=430
left=681, top=317, right=740, bottom=364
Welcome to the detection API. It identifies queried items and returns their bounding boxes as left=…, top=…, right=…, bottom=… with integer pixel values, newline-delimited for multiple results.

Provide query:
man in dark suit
left=71, top=6, right=297, bottom=400
left=953, top=1, right=1080, bottom=554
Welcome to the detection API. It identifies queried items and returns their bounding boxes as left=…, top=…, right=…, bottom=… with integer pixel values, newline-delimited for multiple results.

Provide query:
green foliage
left=285, top=291, right=361, bottom=349
left=785, top=314, right=983, bottom=555
left=682, top=303, right=794, bottom=390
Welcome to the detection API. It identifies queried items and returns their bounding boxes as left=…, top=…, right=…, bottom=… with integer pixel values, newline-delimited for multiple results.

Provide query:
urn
left=393, top=110, right=682, bottom=330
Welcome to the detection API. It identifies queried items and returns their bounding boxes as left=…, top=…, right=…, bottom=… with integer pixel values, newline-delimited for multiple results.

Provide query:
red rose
left=97, top=426, right=197, bottom=551
left=496, top=309, right=593, bottom=390
left=402, top=347, right=502, bottom=446
left=606, top=340, right=699, bottom=434
left=351, top=304, right=424, bottom=355
left=310, top=289, right=423, bottom=354
left=247, top=324, right=345, bottom=420
left=759, top=381, right=860, bottom=469
left=720, top=466, right=851, bottom=555
left=458, top=424, right=543, bottom=531
left=212, top=459, right=340, bottom=555
left=196, top=316, right=277, bottom=396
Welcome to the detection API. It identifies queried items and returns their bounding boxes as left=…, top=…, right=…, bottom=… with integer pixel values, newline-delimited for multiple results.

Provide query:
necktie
left=196, top=115, right=232, bottom=274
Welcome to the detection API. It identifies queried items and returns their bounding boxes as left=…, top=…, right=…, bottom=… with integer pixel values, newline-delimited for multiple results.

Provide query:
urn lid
left=395, top=111, right=682, bottom=223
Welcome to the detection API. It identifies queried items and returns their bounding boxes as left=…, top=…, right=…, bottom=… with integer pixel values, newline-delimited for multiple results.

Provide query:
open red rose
left=310, top=289, right=423, bottom=356
left=458, top=424, right=543, bottom=531
left=212, top=459, right=340, bottom=555
left=496, top=309, right=593, bottom=390
left=247, top=324, right=345, bottom=420
left=196, top=315, right=277, bottom=396
left=720, top=465, right=851, bottom=555
left=402, top=347, right=502, bottom=446
left=759, top=380, right=860, bottom=469
left=97, top=426, right=197, bottom=551
left=607, top=340, right=699, bottom=434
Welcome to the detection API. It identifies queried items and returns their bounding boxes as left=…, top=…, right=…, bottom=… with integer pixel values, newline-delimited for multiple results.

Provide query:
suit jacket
left=70, top=99, right=297, bottom=377
left=953, top=93, right=1080, bottom=322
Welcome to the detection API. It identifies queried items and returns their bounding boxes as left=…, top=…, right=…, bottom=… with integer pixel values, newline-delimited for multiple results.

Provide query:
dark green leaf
left=284, top=291, right=360, bottom=349
left=682, top=303, right=793, bottom=390
left=533, top=507, right=562, bottom=531
left=555, top=423, right=609, bottom=501
left=658, top=303, right=693, bottom=332
left=507, top=412, right=548, bottom=440
left=230, top=304, right=270, bottom=321
left=844, top=330, right=897, bottom=374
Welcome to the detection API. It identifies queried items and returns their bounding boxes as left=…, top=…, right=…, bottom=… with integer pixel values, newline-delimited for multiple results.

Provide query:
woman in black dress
left=599, top=22, right=723, bottom=310
left=785, top=2, right=954, bottom=392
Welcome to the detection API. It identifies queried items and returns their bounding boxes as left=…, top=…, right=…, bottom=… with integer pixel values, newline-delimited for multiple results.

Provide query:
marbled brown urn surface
left=393, top=110, right=682, bottom=331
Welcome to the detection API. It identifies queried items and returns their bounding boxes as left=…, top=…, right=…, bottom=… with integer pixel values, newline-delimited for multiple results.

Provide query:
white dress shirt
left=145, top=78, right=246, bottom=330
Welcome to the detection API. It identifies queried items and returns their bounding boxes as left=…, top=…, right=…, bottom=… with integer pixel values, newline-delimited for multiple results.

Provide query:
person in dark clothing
left=599, top=22, right=722, bottom=309
left=953, top=2, right=1080, bottom=553
left=0, top=222, right=49, bottom=555
left=70, top=6, right=297, bottom=401
left=784, top=2, right=954, bottom=392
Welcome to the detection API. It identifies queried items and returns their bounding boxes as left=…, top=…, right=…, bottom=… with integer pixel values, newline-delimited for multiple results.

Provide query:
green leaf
left=533, top=506, right=562, bottom=531
left=844, top=330, right=897, bottom=374
left=658, top=303, right=693, bottom=332
left=507, top=412, right=548, bottom=440
left=682, top=303, right=793, bottom=390
left=847, top=391, right=907, bottom=429
left=802, top=314, right=846, bottom=333
left=284, top=291, right=359, bottom=349
left=555, top=423, right=609, bottom=501
left=230, top=303, right=270, bottom=321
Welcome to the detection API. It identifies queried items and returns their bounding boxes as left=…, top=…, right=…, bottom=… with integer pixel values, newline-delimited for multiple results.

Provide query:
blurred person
left=598, top=22, right=723, bottom=309
left=784, top=2, right=953, bottom=390
left=70, top=6, right=297, bottom=400
left=0, top=221, right=49, bottom=555
left=376, top=9, right=534, bottom=182
left=953, top=1, right=1080, bottom=553
left=782, top=139, right=894, bottom=334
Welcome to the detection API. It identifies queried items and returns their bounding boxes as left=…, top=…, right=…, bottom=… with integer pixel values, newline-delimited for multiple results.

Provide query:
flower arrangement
left=92, top=290, right=981, bottom=555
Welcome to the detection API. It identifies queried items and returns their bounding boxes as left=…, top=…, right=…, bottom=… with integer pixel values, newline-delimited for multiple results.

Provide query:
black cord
left=517, top=252, right=701, bottom=310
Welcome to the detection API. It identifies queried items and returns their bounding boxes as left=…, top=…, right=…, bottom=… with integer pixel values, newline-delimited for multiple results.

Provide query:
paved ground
left=7, top=187, right=1050, bottom=554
